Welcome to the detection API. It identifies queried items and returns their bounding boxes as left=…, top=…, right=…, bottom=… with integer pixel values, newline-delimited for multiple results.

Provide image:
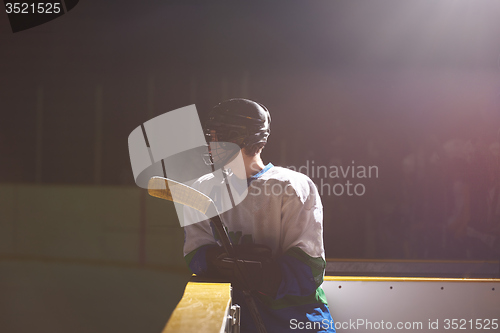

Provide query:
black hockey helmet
left=204, top=98, right=271, bottom=148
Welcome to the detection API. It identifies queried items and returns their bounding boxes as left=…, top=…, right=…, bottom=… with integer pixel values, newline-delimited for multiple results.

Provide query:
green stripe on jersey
left=286, top=247, right=326, bottom=288
left=256, top=287, right=328, bottom=310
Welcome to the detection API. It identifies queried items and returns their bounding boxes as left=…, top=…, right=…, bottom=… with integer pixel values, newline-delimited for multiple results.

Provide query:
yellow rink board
left=324, top=276, right=500, bottom=282
left=163, top=276, right=500, bottom=332
left=163, top=282, right=232, bottom=333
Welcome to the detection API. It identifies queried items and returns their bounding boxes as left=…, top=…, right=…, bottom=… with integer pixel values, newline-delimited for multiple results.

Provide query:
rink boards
left=164, top=276, right=500, bottom=333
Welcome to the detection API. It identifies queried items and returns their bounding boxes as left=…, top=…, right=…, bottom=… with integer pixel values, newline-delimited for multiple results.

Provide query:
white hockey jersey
left=183, top=163, right=335, bottom=332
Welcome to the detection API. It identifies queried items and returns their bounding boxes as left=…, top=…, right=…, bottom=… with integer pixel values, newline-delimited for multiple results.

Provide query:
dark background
left=1, top=1, right=500, bottom=331
left=2, top=0, right=500, bottom=260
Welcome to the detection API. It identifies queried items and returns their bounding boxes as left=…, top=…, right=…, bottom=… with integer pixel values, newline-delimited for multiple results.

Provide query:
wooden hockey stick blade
left=147, top=176, right=234, bottom=256
left=148, top=176, right=213, bottom=215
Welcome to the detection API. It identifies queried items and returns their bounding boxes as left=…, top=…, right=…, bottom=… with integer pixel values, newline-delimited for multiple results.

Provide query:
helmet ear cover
left=204, top=123, right=248, bottom=147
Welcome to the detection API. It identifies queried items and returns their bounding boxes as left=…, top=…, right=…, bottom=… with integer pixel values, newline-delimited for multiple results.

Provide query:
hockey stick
left=148, top=176, right=268, bottom=333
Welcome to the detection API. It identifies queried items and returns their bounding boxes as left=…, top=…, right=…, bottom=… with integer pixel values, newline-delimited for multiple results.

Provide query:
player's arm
left=204, top=242, right=283, bottom=296
left=183, top=203, right=280, bottom=293
left=274, top=178, right=326, bottom=299
left=200, top=178, right=325, bottom=298
left=183, top=204, right=218, bottom=275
